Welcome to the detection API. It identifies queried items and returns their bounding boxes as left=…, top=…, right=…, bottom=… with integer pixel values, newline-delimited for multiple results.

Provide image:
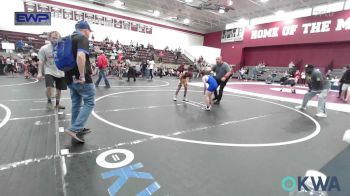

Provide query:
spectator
left=158, top=50, right=164, bottom=62
left=148, top=58, right=155, bottom=80
left=340, top=65, right=350, bottom=102
left=140, top=60, right=148, bottom=78
left=64, top=21, right=95, bottom=143
left=127, top=62, right=136, bottom=82
left=37, top=31, right=67, bottom=110
left=95, top=51, right=110, bottom=88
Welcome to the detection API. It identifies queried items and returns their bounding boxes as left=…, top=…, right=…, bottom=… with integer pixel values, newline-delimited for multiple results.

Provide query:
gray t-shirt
left=212, top=62, right=231, bottom=79
left=38, top=44, right=65, bottom=78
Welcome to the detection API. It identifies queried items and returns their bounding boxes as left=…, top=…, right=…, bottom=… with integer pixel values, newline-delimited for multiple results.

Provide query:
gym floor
left=0, top=76, right=349, bottom=196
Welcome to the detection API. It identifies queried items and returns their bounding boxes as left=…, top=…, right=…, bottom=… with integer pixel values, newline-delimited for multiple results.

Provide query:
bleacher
left=0, top=30, right=46, bottom=51
left=233, top=65, right=346, bottom=82
left=232, top=66, right=289, bottom=82
left=0, top=30, right=193, bottom=65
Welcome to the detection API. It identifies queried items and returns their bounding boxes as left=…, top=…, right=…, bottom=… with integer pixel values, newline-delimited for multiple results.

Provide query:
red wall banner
left=204, top=9, right=350, bottom=69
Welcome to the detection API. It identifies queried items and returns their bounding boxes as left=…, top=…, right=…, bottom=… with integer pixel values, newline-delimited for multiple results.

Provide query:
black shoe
left=55, top=105, right=66, bottom=110
left=212, top=98, right=217, bottom=101
left=105, top=85, right=111, bottom=88
left=214, top=100, right=220, bottom=104
left=81, top=128, right=91, bottom=135
left=64, top=129, right=85, bottom=143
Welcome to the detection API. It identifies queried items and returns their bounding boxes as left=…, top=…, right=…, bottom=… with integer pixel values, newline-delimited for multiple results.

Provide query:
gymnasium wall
left=204, top=9, right=350, bottom=69
left=0, top=0, right=204, bottom=50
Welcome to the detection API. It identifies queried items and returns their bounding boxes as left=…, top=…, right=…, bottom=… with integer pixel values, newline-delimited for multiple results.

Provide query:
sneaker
left=183, top=97, right=188, bottom=102
left=292, top=90, right=296, bottom=94
left=105, top=85, right=111, bottom=88
left=55, top=105, right=66, bottom=110
left=64, top=129, right=85, bottom=143
left=173, top=97, right=177, bottom=101
left=214, top=101, right=220, bottom=105
left=295, top=105, right=306, bottom=111
left=81, top=128, right=91, bottom=135
left=46, top=102, right=54, bottom=111
left=202, top=106, right=211, bottom=111
left=316, top=113, right=327, bottom=118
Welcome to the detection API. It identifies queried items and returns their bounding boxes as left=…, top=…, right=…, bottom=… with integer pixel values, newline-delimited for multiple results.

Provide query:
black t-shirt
left=341, top=69, right=350, bottom=84
left=65, top=33, right=92, bottom=84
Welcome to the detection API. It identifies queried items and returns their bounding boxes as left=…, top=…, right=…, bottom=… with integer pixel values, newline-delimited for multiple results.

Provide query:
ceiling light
left=113, top=0, right=124, bottom=7
left=153, top=10, right=160, bottom=17
left=260, top=0, right=269, bottom=2
left=248, top=25, right=255, bottom=30
left=228, top=0, right=233, bottom=6
left=284, top=16, right=294, bottom=24
left=219, top=8, right=225, bottom=13
left=275, top=10, right=285, bottom=15
left=238, top=18, right=247, bottom=24
left=184, top=18, right=190, bottom=24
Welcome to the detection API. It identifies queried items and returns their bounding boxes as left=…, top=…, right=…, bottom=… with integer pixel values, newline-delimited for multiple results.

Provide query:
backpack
left=53, top=35, right=76, bottom=71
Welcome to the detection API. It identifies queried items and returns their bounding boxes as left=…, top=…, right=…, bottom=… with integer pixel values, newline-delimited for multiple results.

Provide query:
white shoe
left=183, top=97, right=188, bottom=102
left=202, top=106, right=211, bottom=111
left=295, top=105, right=306, bottom=111
left=173, top=97, right=177, bottom=101
left=316, top=113, right=327, bottom=118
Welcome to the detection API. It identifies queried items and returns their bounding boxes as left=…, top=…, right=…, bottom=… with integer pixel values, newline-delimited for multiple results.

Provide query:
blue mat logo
left=97, top=149, right=161, bottom=196
left=15, top=12, right=51, bottom=25
left=281, top=176, right=341, bottom=192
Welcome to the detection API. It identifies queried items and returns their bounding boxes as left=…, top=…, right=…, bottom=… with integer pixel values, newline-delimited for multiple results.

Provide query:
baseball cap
left=75, top=21, right=93, bottom=32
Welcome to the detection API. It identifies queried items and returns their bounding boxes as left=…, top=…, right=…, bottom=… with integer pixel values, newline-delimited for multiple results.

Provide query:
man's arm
left=76, top=36, right=90, bottom=83
left=76, top=51, right=86, bottom=82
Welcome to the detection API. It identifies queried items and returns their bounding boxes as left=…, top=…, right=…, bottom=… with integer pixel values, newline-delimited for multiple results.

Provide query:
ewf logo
left=15, top=12, right=51, bottom=25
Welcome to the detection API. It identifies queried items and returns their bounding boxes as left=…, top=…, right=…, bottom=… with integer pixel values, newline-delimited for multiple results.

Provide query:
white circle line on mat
left=0, top=79, right=38, bottom=87
left=0, top=104, right=11, bottom=129
left=92, top=90, right=320, bottom=147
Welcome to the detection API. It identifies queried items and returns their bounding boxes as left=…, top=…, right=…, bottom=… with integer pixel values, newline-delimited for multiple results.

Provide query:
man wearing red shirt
left=95, top=51, right=110, bottom=88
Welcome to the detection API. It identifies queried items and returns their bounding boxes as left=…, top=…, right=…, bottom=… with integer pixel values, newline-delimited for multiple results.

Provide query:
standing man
left=295, top=64, right=330, bottom=118
left=95, top=50, right=110, bottom=88
left=37, top=31, right=67, bottom=110
left=148, top=58, right=155, bottom=80
left=64, top=21, right=95, bottom=143
left=339, top=66, right=350, bottom=101
left=212, top=56, right=232, bottom=104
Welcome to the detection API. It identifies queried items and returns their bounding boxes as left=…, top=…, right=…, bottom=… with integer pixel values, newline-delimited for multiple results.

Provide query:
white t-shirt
left=148, top=60, right=155, bottom=69
left=38, top=44, right=65, bottom=78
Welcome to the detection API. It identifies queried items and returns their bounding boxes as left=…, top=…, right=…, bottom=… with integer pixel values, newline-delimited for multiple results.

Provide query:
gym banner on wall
left=221, top=27, right=244, bottom=43
left=23, top=0, right=153, bottom=34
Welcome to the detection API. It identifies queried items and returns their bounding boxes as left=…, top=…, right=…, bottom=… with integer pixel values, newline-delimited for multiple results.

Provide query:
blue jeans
left=68, top=83, right=96, bottom=132
left=301, top=88, right=329, bottom=114
left=95, top=69, right=110, bottom=87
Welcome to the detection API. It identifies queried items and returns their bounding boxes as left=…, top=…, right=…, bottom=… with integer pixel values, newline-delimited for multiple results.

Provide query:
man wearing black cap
left=64, top=21, right=95, bottom=143
left=295, top=64, right=330, bottom=118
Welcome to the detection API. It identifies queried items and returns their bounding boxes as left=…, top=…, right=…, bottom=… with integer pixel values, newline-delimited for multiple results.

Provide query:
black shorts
left=45, top=74, right=67, bottom=90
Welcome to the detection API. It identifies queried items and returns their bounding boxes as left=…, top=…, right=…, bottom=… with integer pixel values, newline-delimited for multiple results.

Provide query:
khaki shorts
left=179, top=78, right=188, bottom=87
left=342, top=83, right=350, bottom=91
